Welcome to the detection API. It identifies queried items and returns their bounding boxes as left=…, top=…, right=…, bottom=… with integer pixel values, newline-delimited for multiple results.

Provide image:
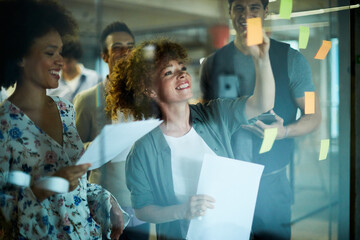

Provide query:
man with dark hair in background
left=200, top=0, right=322, bottom=239
left=47, top=39, right=100, bottom=102
left=73, top=21, right=150, bottom=240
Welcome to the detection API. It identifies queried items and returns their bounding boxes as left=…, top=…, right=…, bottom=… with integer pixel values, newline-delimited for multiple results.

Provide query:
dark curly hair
left=106, top=38, right=189, bottom=121
left=100, top=22, right=135, bottom=55
left=228, top=0, right=269, bottom=10
left=0, top=0, right=78, bottom=89
left=61, top=38, right=83, bottom=60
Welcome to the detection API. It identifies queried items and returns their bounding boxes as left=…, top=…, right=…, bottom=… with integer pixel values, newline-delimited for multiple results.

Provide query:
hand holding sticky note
left=319, top=139, right=330, bottom=160
left=299, top=26, right=310, bottom=49
left=259, top=127, right=278, bottom=154
left=314, top=40, right=331, bottom=60
left=304, top=91, right=315, bottom=114
left=247, top=17, right=263, bottom=46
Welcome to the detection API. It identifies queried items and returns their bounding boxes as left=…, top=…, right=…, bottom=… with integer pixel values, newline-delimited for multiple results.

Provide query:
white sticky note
left=36, top=177, right=69, bottom=193
left=259, top=128, right=278, bottom=154
left=319, top=139, right=330, bottom=160
left=7, top=171, right=31, bottom=187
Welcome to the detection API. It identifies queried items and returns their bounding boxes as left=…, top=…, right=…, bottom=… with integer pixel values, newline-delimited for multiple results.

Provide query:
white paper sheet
left=187, top=154, right=264, bottom=240
left=77, top=119, right=162, bottom=170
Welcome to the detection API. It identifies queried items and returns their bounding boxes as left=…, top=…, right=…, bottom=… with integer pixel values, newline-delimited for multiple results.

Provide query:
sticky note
left=304, top=91, right=315, bottom=114
left=319, top=139, right=330, bottom=160
left=314, top=40, right=331, bottom=60
left=259, top=128, right=278, bottom=154
left=299, top=26, right=310, bottom=49
left=247, top=17, right=263, bottom=46
left=279, top=0, right=293, bottom=19
left=7, top=171, right=31, bottom=187
left=36, top=177, right=69, bottom=193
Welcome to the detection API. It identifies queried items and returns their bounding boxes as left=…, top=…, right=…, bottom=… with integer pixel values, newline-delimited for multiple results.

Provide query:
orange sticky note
left=314, top=40, right=331, bottom=59
left=304, top=91, right=315, bottom=114
left=247, top=17, right=263, bottom=46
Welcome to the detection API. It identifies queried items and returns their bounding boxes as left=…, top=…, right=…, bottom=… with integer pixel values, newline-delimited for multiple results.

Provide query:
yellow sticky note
left=247, top=17, right=263, bottom=46
left=299, top=26, right=310, bottom=49
left=304, top=91, right=315, bottom=114
left=279, top=0, right=293, bottom=19
left=314, top=40, right=331, bottom=60
left=319, top=139, right=330, bottom=160
left=259, top=128, right=278, bottom=154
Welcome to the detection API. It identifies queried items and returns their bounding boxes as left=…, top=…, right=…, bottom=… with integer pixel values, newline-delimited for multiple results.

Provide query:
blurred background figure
left=0, top=0, right=125, bottom=239
left=47, top=38, right=101, bottom=102
left=73, top=21, right=135, bottom=146
left=73, top=22, right=150, bottom=240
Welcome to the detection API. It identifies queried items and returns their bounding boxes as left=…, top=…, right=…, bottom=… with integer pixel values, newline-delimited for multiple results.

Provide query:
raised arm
left=245, top=33, right=275, bottom=119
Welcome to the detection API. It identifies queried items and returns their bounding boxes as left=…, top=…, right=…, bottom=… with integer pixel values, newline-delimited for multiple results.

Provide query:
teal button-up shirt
left=126, top=97, right=249, bottom=239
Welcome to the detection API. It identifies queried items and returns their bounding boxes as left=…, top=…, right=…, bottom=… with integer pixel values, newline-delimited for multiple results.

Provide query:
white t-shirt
left=164, top=127, right=216, bottom=203
left=65, top=73, right=81, bottom=92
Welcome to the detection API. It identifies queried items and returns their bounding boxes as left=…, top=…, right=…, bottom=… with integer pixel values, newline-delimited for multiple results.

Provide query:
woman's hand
left=242, top=110, right=288, bottom=140
left=53, top=163, right=91, bottom=191
left=183, top=194, right=216, bottom=219
left=109, top=197, right=125, bottom=240
left=31, top=164, right=91, bottom=201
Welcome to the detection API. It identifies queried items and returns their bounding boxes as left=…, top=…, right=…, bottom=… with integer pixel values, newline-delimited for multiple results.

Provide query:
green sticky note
left=279, top=0, right=292, bottom=19
left=299, top=26, right=310, bottom=49
left=259, top=128, right=278, bottom=154
left=319, top=139, right=330, bottom=160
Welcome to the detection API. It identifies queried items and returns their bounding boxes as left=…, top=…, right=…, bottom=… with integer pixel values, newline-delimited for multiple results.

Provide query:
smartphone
left=257, top=113, right=276, bottom=125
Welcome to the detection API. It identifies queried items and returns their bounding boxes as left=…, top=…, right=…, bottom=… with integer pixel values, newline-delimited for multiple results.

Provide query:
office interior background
left=8, top=0, right=358, bottom=239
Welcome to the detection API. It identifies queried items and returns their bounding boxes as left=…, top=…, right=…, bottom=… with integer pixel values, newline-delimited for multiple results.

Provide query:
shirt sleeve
left=288, top=48, right=315, bottom=98
left=73, top=93, right=92, bottom=144
left=0, top=144, right=53, bottom=238
left=125, top=144, right=155, bottom=209
left=86, top=180, right=112, bottom=224
left=86, top=180, right=130, bottom=234
left=205, top=97, right=250, bottom=135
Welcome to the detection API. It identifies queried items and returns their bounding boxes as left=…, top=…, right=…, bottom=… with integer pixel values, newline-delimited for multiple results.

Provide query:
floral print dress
left=0, top=96, right=115, bottom=239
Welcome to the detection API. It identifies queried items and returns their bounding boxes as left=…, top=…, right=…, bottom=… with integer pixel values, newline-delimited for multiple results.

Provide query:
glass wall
left=2, top=0, right=356, bottom=239
left=58, top=0, right=355, bottom=239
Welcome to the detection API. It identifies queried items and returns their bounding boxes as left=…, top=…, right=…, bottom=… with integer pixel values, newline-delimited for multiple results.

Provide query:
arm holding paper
left=126, top=146, right=215, bottom=224
left=134, top=195, right=215, bottom=224
left=30, top=163, right=91, bottom=201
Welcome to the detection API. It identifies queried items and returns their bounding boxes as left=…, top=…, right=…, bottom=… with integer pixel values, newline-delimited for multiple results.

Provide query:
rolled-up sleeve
left=125, top=144, right=154, bottom=209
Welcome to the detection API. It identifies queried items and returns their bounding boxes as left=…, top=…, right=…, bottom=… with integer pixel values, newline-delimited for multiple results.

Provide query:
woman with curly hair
left=0, top=0, right=125, bottom=239
left=106, top=37, right=274, bottom=239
